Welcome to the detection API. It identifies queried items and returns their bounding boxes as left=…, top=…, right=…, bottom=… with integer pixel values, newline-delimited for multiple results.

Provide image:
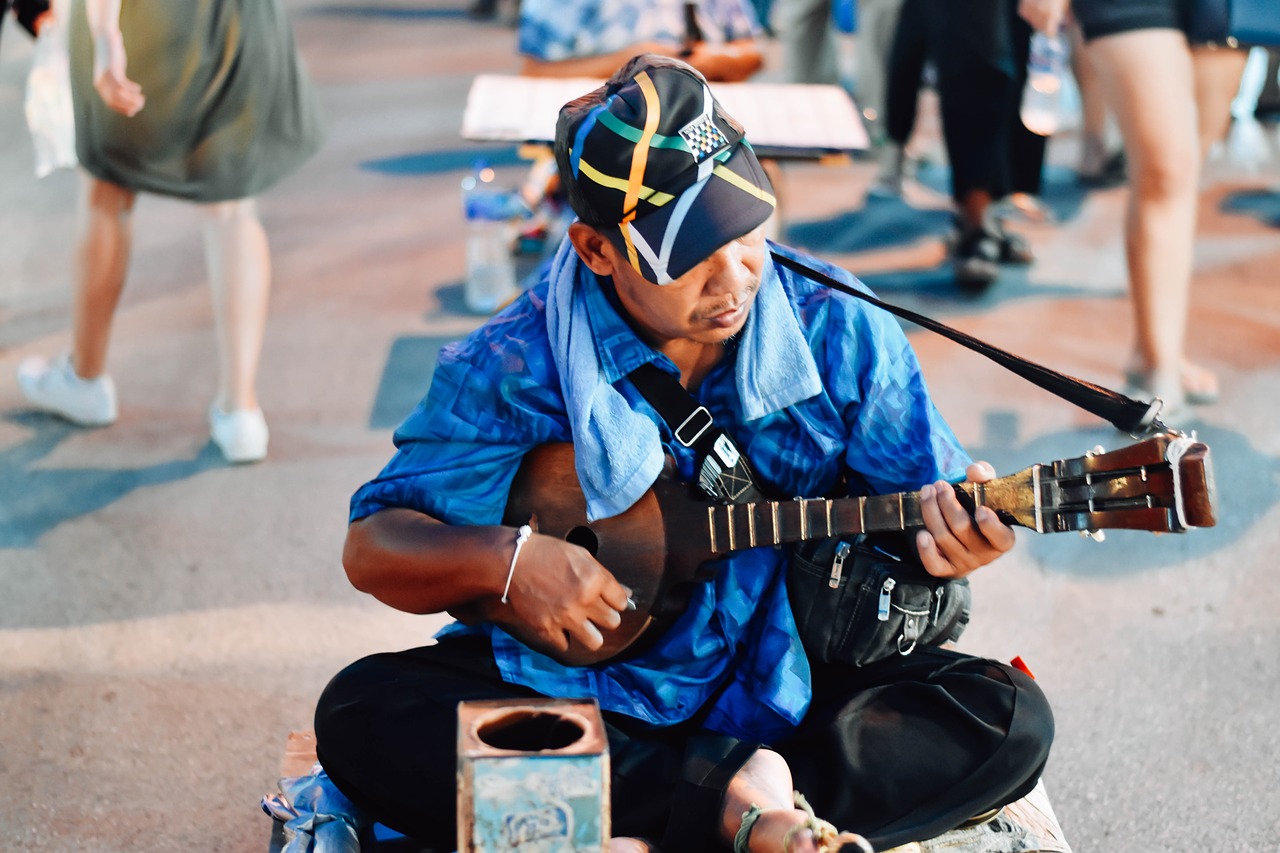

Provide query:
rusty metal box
left=457, top=698, right=610, bottom=853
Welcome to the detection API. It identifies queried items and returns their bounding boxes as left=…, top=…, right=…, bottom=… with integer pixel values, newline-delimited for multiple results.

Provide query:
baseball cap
left=554, top=55, right=776, bottom=285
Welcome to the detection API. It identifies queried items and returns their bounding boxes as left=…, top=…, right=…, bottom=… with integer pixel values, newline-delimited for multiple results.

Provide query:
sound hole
left=565, top=526, right=599, bottom=555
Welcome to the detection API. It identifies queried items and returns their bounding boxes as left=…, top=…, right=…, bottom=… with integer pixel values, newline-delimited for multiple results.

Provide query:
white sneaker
left=17, top=353, right=118, bottom=426
left=209, top=405, right=269, bottom=464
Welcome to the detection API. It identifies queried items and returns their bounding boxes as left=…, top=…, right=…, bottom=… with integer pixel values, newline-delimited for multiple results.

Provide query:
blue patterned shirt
left=349, top=241, right=970, bottom=743
left=519, top=0, right=763, bottom=62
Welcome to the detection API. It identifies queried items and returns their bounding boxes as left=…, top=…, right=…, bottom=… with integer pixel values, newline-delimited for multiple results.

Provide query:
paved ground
left=2, top=3, right=1279, bottom=851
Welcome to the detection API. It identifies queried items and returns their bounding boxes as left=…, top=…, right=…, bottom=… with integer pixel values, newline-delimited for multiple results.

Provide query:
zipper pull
left=933, top=586, right=945, bottom=622
left=829, top=541, right=852, bottom=588
left=877, top=577, right=896, bottom=621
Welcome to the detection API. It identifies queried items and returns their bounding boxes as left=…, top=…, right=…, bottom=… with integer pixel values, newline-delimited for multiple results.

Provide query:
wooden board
left=461, top=74, right=870, bottom=158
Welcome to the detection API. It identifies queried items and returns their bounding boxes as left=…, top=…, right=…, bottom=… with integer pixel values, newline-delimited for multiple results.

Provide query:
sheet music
left=462, top=75, right=869, bottom=154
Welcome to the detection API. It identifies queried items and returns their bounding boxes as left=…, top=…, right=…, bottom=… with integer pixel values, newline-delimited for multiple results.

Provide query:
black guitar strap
left=769, top=250, right=1168, bottom=436
left=628, top=362, right=764, bottom=503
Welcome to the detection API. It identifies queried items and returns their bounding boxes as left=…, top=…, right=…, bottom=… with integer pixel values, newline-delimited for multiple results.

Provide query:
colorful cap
left=554, top=55, right=776, bottom=284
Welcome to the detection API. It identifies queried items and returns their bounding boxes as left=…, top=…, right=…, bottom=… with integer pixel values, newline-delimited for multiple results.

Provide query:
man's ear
left=568, top=222, right=618, bottom=277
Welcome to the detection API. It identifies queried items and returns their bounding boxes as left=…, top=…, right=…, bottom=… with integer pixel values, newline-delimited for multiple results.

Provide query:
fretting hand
left=915, top=461, right=1016, bottom=579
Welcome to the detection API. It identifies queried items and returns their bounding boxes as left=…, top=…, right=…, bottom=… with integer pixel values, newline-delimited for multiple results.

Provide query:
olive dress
left=68, top=0, right=323, bottom=202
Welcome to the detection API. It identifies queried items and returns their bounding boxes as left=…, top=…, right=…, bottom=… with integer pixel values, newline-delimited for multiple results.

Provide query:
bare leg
left=200, top=198, right=271, bottom=413
left=72, top=174, right=137, bottom=379
left=1192, top=45, right=1249, bottom=159
left=854, top=0, right=908, bottom=134
left=1085, top=30, right=1200, bottom=407
left=1069, top=21, right=1112, bottom=175
left=778, top=0, right=839, bottom=85
left=957, top=188, right=994, bottom=233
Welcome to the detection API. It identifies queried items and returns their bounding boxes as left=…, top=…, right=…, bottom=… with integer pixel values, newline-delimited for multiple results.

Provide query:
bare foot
left=1178, top=360, right=1219, bottom=404
left=1125, top=359, right=1219, bottom=406
left=743, top=807, right=873, bottom=853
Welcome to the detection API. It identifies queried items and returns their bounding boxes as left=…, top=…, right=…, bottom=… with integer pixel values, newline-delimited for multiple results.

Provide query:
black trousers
left=314, top=636, right=1053, bottom=853
left=885, top=0, right=1047, bottom=201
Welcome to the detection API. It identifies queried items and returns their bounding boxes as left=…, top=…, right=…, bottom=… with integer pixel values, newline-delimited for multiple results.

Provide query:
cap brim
left=603, top=143, right=775, bottom=284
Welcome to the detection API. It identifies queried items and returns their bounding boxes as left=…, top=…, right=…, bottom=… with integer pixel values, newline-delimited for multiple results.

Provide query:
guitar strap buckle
left=674, top=406, right=713, bottom=447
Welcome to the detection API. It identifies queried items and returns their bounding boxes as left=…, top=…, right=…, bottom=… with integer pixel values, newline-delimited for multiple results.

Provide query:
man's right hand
left=486, top=532, right=633, bottom=654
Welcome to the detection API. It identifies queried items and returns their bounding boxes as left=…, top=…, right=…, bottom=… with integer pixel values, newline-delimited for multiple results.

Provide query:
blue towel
left=545, top=237, right=823, bottom=521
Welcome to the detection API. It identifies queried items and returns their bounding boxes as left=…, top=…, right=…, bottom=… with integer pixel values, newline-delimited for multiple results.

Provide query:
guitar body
left=503, top=444, right=716, bottom=665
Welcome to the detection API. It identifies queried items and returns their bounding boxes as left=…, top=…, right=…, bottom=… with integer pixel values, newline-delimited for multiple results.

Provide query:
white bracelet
left=500, top=524, right=533, bottom=604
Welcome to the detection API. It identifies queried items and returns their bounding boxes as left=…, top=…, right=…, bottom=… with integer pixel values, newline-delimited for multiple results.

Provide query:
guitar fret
left=858, top=496, right=866, bottom=531
left=1032, top=465, right=1044, bottom=533
left=747, top=505, right=757, bottom=547
left=770, top=501, right=780, bottom=545
left=898, top=493, right=905, bottom=529
left=727, top=504, right=737, bottom=551
left=799, top=499, right=809, bottom=540
left=707, top=506, right=718, bottom=551
left=825, top=500, right=833, bottom=538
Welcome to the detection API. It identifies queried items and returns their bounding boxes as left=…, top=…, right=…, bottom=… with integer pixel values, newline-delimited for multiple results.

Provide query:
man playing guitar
left=314, top=55, right=1054, bottom=853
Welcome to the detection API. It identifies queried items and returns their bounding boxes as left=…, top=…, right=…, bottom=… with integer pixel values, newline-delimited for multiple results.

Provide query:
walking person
left=1019, top=0, right=1248, bottom=419
left=17, top=0, right=323, bottom=463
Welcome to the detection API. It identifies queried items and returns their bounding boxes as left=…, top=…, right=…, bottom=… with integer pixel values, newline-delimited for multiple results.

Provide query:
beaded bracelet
left=500, top=524, right=533, bottom=604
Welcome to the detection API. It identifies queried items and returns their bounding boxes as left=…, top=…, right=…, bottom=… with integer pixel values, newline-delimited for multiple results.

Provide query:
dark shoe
left=996, top=226, right=1034, bottom=265
left=1255, top=103, right=1280, bottom=124
left=1079, top=149, right=1127, bottom=188
left=951, top=227, right=1001, bottom=289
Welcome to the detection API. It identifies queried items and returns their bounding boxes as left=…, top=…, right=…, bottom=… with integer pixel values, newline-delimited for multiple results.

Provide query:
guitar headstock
left=966, top=433, right=1217, bottom=534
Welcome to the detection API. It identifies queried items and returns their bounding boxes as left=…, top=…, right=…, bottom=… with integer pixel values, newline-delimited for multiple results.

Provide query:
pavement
left=2, top=3, right=1279, bottom=851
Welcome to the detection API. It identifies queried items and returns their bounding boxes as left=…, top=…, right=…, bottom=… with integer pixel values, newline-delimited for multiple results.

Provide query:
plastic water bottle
left=1020, top=32, right=1068, bottom=136
left=461, top=162, right=521, bottom=314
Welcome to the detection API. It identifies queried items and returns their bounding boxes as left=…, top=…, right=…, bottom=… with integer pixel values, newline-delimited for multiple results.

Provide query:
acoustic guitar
left=502, top=432, right=1216, bottom=666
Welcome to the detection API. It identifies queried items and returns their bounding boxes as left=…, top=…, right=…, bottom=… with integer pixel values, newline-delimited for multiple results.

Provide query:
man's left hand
left=915, top=461, right=1015, bottom=579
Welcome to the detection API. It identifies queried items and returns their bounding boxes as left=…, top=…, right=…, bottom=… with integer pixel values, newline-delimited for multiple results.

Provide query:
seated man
left=314, top=55, right=1053, bottom=853
left=519, top=0, right=764, bottom=82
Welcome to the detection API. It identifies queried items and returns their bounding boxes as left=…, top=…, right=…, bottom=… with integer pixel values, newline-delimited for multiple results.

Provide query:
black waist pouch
left=786, top=534, right=971, bottom=667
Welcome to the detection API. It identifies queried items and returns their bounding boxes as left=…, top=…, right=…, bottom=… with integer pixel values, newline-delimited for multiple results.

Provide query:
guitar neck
left=699, top=429, right=1219, bottom=552
left=701, top=490, right=944, bottom=553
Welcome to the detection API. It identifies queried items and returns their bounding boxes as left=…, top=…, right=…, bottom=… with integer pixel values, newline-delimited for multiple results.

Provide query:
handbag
left=23, top=0, right=76, bottom=178
left=787, top=533, right=971, bottom=667
left=1187, top=0, right=1280, bottom=48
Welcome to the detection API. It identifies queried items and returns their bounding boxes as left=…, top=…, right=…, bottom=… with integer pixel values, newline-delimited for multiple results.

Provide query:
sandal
left=735, top=792, right=874, bottom=853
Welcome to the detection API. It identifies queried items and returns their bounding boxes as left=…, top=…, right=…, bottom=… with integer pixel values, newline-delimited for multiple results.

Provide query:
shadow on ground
left=0, top=413, right=224, bottom=548
left=1220, top=187, right=1280, bottom=227
left=783, top=163, right=1101, bottom=314
left=361, top=145, right=526, bottom=177
left=964, top=413, right=1276, bottom=575
left=368, top=335, right=460, bottom=429
left=304, top=4, right=472, bottom=21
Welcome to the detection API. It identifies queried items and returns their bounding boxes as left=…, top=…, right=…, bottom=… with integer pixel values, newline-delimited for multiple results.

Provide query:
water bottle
left=1020, top=32, right=1068, bottom=137
left=461, top=161, right=521, bottom=314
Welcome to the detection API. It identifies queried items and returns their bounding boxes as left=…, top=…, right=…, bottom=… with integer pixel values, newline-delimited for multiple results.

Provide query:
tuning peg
left=1084, top=445, right=1105, bottom=457
left=1079, top=529, right=1106, bottom=542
